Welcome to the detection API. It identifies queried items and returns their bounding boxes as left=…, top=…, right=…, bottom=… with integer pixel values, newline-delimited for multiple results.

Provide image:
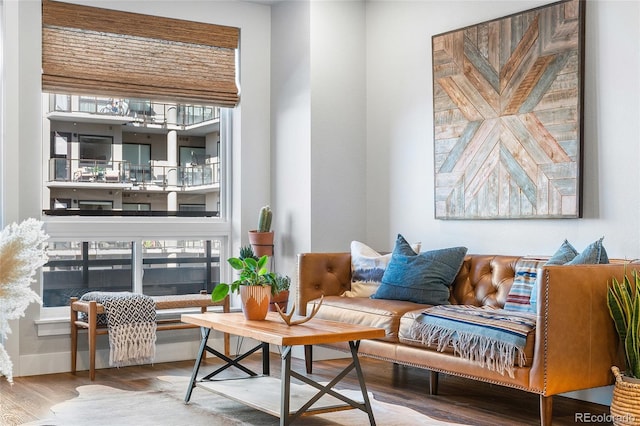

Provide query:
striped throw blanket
left=80, top=292, right=157, bottom=367
left=410, top=305, right=537, bottom=378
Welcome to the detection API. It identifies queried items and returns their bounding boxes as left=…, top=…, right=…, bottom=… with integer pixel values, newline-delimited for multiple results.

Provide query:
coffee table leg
left=262, top=342, right=270, bottom=375
left=280, top=346, right=292, bottom=426
left=279, top=342, right=375, bottom=425
left=349, top=340, right=376, bottom=426
left=185, top=327, right=211, bottom=403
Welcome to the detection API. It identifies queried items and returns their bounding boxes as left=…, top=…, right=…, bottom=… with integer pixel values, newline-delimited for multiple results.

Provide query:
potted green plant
left=607, top=269, right=640, bottom=423
left=270, top=274, right=291, bottom=312
left=248, top=205, right=274, bottom=257
left=212, top=254, right=276, bottom=320
left=239, top=244, right=289, bottom=311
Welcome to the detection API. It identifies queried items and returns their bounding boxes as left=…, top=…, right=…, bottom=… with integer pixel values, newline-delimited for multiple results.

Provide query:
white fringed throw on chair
left=80, top=292, right=157, bottom=367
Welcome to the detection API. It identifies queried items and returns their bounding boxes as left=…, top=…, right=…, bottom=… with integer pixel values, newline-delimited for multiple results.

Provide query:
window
left=79, top=135, right=112, bottom=164
left=122, top=203, right=151, bottom=211
left=77, top=200, right=113, bottom=211
left=44, top=96, right=223, bottom=217
left=179, top=204, right=206, bottom=212
left=180, top=147, right=207, bottom=166
left=78, top=96, right=112, bottom=114
left=40, top=1, right=236, bottom=315
left=43, top=238, right=223, bottom=307
left=141, top=239, right=221, bottom=296
left=42, top=2, right=237, bottom=218
left=41, top=99, right=231, bottom=311
left=51, top=198, right=71, bottom=210
left=54, top=94, right=70, bottom=112
left=123, top=143, right=151, bottom=185
left=123, top=144, right=151, bottom=166
left=50, top=131, right=70, bottom=181
left=43, top=241, right=133, bottom=307
left=41, top=100, right=232, bottom=311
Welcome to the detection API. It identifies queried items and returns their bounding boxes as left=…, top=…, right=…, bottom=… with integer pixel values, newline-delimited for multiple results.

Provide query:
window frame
left=38, top=2, right=238, bottom=320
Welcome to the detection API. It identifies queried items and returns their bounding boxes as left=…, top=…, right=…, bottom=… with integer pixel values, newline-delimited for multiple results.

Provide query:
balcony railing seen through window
left=48, top=158, right=220, bottom=188
left=42, top=239, right=222, bottom=307
left=52, top=94, right=220, bottom=128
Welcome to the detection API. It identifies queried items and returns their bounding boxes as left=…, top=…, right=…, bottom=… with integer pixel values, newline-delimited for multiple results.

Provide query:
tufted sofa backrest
left=296, top=252, right=530, bottom=314
left=450, top=255, right=522, bottom=308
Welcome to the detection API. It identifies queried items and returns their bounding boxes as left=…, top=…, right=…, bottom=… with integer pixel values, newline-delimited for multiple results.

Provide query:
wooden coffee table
left=181, top=311, right=385, bottom=425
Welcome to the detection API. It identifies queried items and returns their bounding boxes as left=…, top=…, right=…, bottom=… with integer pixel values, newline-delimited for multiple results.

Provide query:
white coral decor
left=0, top=218, right=48, bottom=383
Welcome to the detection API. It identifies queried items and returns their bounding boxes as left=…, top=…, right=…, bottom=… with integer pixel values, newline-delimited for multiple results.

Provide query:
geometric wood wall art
left=433, top=0, right=585, bottom=219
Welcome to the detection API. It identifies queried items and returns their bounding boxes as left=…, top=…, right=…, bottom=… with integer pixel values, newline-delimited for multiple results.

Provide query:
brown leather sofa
left=296, top=253, right=632, bottom=426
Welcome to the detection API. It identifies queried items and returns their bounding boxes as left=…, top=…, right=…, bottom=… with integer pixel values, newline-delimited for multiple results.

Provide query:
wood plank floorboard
left=0, top=354, right=612, bottom=425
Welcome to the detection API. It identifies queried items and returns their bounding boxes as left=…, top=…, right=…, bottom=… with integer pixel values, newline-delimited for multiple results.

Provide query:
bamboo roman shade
left=42, top=0, right=239, bottom=107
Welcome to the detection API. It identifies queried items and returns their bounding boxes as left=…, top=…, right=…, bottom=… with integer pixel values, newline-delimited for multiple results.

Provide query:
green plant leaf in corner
left=608, top=278, right=629, bottom=344
left=211, top=283, right=230, bottom=302
left=608, top=269, right=640, bottom=379
left=257, top=255, right=268, bottom=270
left=627, top=286, right=640, bottom=378
left=228, top=257, right=245, bottom=270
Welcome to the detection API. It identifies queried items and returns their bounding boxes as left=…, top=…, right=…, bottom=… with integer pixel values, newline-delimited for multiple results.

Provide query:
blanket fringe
left=81, top=292, right=157, bottom=368
left=109, top=322, right=157, bottom=367
left=411, top=322, right=525, bottom=378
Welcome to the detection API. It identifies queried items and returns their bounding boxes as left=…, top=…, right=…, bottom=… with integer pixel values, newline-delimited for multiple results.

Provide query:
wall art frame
left=433, top=0, right=585, bottom=219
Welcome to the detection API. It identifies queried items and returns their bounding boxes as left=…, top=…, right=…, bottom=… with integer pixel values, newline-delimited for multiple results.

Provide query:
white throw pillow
left=342, top=239, right=421, bottom=298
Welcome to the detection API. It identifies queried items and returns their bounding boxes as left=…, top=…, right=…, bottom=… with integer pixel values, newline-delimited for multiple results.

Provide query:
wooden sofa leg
left=305, top=345, right=313, bottom=374
left=70, top=297, right=78, bottom=374
left=429, top=370, right=439, bottom=395
left=540, top=395, right=553, bottom=426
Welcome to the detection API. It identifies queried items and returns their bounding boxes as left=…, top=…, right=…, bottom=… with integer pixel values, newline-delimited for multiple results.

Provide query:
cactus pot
left=248, top=230, right=274, bottom=257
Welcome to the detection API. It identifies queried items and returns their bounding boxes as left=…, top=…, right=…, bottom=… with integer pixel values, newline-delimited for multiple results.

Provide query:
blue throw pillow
left=371, top=234, right=467, bottom=305
left=566, top=237, right=609, bottom=264
left=545, top=237, right=609, bottom=265
left=545, top=239, right=578, bottom=265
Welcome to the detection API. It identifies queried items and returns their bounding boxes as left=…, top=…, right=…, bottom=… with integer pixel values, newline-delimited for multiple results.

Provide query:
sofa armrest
left=296, top=252, right=351, bottom=315
left=529, top=263, right=632, bottom=395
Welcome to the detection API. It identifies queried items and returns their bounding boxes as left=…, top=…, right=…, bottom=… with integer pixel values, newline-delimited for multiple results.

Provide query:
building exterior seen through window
left=43, top=239, right=222, bottom=307
left=41, top=93, right=229, bottom=307
left=44, top=94, right=221, bottom=216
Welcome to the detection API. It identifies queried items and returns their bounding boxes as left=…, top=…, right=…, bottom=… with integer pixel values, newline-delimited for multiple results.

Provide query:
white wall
left=271, top=0, right=312, bottom=282
left=271, top=0, right=367, bottom=296
left=365, top=0, right=640, bottom=258
left=309, top=0, right=367, bottom=252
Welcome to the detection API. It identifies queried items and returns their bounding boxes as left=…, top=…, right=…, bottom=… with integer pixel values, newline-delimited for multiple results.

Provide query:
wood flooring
left=0, top=353, right=611, bottom=425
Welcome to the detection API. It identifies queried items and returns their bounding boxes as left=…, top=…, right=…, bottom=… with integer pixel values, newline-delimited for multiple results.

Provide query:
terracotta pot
left=239, top=285, right=271, bottom=320
left=248, top=230, right=274, bottom=257
left=269, top=290, right=290, bottom=312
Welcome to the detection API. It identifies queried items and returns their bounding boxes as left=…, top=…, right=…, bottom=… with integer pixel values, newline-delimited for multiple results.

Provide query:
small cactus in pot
left=257, top=205, right=272, bottom=233
left=249, top=205, right=274, bottom=257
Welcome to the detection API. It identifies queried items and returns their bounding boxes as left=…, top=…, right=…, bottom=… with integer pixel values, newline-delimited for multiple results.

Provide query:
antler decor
left=275, top=295, right=324, bottom=326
